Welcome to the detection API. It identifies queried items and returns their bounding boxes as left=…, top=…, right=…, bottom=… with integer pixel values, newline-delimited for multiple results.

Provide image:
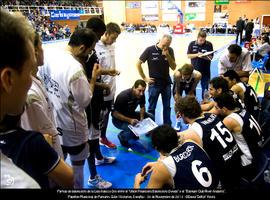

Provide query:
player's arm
left=223, top=117, right=241, bottom=134
left=134, top=161, right=171, bottom=189
left=112, top=111, right=138, bottom=126
left=177, top=129, right=203, bottom=147
left=231, top=84, right=244, bottom=101
left=188, top=71, right=202, bottom=96
left=136, top=60, right=155, bottom=84
left=201, top=101, right=215, bottom=111
left=173, top=70, right=182, bottom=100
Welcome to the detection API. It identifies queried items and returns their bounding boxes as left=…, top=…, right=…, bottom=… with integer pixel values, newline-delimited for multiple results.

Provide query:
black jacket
left=236, top=19, right=245, bottom=31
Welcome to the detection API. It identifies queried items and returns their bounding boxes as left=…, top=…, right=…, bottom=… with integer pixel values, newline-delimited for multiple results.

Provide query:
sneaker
left=88, top=175, right=112, bottom=189
left=100, top=137, right=116, bottom=148
left=95, top=156, right=116, bottom=166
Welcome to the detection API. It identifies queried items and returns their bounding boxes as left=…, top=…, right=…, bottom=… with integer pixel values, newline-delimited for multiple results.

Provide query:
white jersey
left=38, top=49, right=92, bottom=147
left=20, top=76, right=63, bottom=157
left=1, top=152, right=40, bottom=188
left=227, top=112, right=253, bottom=166
left=95, top=40, right=116, bottom=101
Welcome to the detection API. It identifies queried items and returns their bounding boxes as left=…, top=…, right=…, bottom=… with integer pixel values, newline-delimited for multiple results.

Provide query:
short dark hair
left=262, top=36, right=270, bottom=44
left=198, top=30, right=207, bottom=38
left=214, top=92, right=236, bottom=110
left=228, top=44, right=242, bottom=56
left=86, top=17, right=106, bottom=34
left=106, top=22, right=121, bottom=35
left=175, top=96, right=202, bottom=119
left=133, top=79, right=146, bottom=88
left=0, top=9, right=34, bottom=72
left=150, top=125, right=179, bottom=153
left=210, top=77, right=229, bottom=92
left=68, top=28, right=98, bottom=48
left=180, top=63, right=193, bottom=75
left=223, top=70, right=241, bottom=83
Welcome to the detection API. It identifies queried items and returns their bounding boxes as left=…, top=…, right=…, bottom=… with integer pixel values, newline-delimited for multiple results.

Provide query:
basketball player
left=21, top=33, right=63, bottom=158
left=39, top=28, right=101, bottom=188
left=173, top=63, right=201, bottom=101
left=214, top=92, right=262, bottom=180
left=134, top=125, right=219, bottom=189
left=223, top=70, right=260, bottom=120
left=175, top=96, right=242, bottom=190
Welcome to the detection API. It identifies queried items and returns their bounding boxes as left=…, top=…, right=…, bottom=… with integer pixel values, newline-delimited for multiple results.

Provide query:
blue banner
left=49, top=10, right=80, bottom=21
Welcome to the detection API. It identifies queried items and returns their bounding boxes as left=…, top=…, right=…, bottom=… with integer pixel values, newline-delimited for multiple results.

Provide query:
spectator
left=254, top=36, right=270, bottom=61
left=236, top=17, right=245, bottom=44
left=245, top=19, right=254, bottom=42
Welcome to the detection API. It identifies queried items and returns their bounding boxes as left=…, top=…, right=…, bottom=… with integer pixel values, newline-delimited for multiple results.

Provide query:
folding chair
left=250, top=54, right=270, bottom=82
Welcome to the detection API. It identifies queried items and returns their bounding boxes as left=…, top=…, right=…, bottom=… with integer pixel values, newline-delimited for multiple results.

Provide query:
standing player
left=96, top=22, right=121, bottom=149
left=39, top=28, right=101, bottom=188
left=21, top=33, right=63, bottom=158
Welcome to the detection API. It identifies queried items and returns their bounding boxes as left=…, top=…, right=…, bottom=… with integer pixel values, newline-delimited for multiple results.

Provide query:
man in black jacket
left=236, top=17, right=245, bottom=44
left=245, top=19, right=254, bottom=42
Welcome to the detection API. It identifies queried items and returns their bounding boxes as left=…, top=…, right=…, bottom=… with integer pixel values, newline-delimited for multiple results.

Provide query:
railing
left=2, top=5, right=103, bottom=16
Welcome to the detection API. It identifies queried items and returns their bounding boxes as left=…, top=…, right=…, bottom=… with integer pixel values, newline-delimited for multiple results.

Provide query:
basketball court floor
left=42, top=31, right=268, bottom=188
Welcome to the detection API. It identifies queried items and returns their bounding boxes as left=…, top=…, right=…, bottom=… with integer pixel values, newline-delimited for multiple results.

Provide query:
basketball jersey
left=162, top=141, right=219, bottom=189
left=227, top=109, right=261, bottom=166
left=173, top=70, right=196, bottom=96
left=228, top=90, right=246, bottom=110
left=236, top=82, right=260, bottom=118
left=190, top=113, right=242, bottom=188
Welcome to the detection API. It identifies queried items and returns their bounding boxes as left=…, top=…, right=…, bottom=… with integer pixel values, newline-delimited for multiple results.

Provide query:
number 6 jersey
left=161, top=141, right=219, bottom=189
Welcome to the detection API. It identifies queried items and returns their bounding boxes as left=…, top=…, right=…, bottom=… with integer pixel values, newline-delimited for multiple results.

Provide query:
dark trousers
left=112, top=112, right=154, bottom=149
left=148, top=84, right=172, bottom=126
left=236, top=30, right=243, bottom=44
left=101, top=100, right=114, bottom=138
left=87, top=139, right=103, bottom=179
left=200, top=74, right=210, bottom=100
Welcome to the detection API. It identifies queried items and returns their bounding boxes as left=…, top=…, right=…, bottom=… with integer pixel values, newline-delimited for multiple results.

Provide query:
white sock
left=72, top=165, right=84, bottom=189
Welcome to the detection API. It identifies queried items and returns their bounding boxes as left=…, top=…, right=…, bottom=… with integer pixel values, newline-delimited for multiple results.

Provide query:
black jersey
left=164, top=141, right=219, bottom=189
left=228, top=90, right=246, bottom=110
left=190, top=113, right=242, bottom=188
left=228, top=109, right=261, bottom=164
left=237, top=82, right=260, bottom=119
left=173, top=70, right=196, bottom=96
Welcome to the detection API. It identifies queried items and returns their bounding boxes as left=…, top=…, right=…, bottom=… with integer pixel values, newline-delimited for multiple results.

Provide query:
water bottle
left=174, top=118, right=182, bottom=132
left=203, top=89, right=210, bottom=101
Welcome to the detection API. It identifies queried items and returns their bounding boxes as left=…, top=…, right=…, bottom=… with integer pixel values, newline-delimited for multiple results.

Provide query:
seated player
left=173, top=63, right=202, bottom=101
left=134, top=125, right=219, bottom=189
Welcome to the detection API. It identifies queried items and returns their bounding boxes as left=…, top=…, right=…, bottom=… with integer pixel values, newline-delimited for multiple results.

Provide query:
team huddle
left=0, top=9, right=269, bottom=192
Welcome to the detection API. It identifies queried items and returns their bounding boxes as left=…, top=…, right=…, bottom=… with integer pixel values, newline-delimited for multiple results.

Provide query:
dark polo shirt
left=139, top=44, right=175, bottom=86
left=187, top=40, right=213, bottom=78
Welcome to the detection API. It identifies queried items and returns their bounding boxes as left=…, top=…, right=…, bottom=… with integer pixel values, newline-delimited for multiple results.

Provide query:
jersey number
left=249, top=116, right=261, bottom=135
left=210, top=121, right=234, bottom=148
left=192, top=160, right=212, bottom=187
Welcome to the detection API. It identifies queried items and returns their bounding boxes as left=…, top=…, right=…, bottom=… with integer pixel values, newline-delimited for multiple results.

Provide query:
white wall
left=102, top=1, right=126, bottom=25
